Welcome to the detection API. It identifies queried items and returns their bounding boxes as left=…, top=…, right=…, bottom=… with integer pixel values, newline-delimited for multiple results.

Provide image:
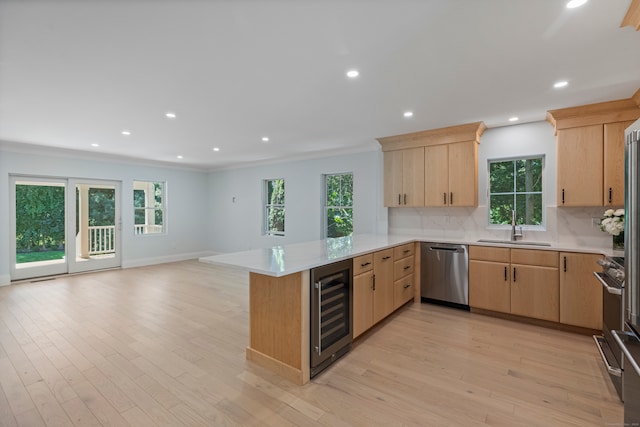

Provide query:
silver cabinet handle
left=593, top=336, right=621, bottom=377
left=315, top=282, right=322, bottom=354
left=593, top=272, right=622, bottom=296
left=612, top=330, right=640, bottom=377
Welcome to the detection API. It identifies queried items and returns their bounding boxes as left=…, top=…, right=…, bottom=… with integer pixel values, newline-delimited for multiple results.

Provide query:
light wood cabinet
left=372, top=249, right=394, bottom=324
left=548, top=98, right=640, bottom=207
left=394, top=274, right=414, bottom=310
left=383, top=147, right=425, bottom=207
left=353, top=270, right=374, bottom=338
left=556, top=125, right=604, bottom=206
left=393, top=243, right=415, bottom=309
left=604, top=121, right=634, bottom=206
left=424, top=141, right=478, bottom=207
left=559, top=252, right=603, bottom=330
left=469, top=246, right=559, bottom=322
left=378, top=122, right=485, bottom=208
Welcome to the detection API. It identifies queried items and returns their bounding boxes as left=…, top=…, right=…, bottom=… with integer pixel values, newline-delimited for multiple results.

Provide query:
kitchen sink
left=476, top=239, right=552, bottom=247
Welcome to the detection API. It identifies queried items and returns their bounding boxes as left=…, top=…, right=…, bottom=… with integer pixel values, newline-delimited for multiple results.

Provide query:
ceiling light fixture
left=566, top=0, right=588, bottom=9
left=509, top=117, right=519, bottom=122
left=165, top=112, right=176, bottom=119
left=554, top=80, right=569, bottom=89
left=213, top=147, right=220, bottom=152
left=346, top=70, right=359, bottom=78
left=261, top=137, right=269, bottom=142
left=177, top=155, right=183, bottom=159
left=91, top=143, right=100, bottom=147
left=121, top=130, right=131, bottom=136
left=403, top=111, right=414, bottom=118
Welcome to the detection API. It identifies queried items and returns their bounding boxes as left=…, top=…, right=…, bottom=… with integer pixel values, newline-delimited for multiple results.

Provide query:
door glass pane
left=15, top=182, right=66, bottom=267
left=76, top=184, right=116, bottom=261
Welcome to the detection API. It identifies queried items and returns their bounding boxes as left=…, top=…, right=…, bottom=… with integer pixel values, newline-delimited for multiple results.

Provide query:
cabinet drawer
left=394, top=274, right=414, bottom=310
left=511, top=249, right=558, bottom=268
left=393, top=243, right=415, bottom=260
left=353, top=253, right=373, bottom=275
left=469, top=245, right=510, bottom=263
left=394, top=255, right=414, bottom=279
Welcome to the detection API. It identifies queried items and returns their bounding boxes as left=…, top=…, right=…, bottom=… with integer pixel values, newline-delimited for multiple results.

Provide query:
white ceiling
left=1, top=0, right=639, bottom=170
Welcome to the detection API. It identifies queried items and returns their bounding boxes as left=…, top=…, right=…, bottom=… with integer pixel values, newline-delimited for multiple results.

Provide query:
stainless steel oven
left=593, top=256, right=624, bottom=400
left=310, top=259, right=352, bottom=378
left=613, top=325, right=640, bottom=425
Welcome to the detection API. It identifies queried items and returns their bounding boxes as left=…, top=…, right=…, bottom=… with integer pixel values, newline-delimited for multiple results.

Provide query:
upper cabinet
left=378, top=122, right=486, bottom=208
left=548, top=93, right=640, bottom=207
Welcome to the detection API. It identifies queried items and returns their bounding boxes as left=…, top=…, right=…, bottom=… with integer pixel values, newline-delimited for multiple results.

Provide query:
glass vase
left=613, top=231, right=625, bottom=251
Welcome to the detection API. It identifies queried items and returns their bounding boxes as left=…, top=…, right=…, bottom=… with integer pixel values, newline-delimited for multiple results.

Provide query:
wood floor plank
left=0, top=260, right=624, bottom=426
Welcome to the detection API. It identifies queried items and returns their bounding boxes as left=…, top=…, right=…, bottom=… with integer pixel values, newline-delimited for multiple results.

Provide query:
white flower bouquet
left=600, top=208, right=625, bottom=236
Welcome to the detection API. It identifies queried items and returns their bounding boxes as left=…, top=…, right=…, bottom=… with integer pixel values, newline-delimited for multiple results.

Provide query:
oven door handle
left=593, top=272, right=622, bottom=296
left=592, top=336, right=622, bottom=377
left=612, top=330, right=640, bottom=377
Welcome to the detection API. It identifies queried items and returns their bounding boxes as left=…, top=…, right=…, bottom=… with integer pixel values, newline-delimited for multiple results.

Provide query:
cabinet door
left=383, top=150, right=404, bottom=207
left=394, top=274, right=414, bottom=310
left=448, top=141, right=478, bottom=207
left=511, top=264, right=559, bottom=322
left=556, top=125, right=603, bottom=206
left=424, top=144, right=449, bottom=206
left=559, top=252, right=603, bottom=330
left=373, top=249, right=394, bottom=324
left=469, top=260, right=510, bottom=313
left=402, top=147, right=425, bottom=207
left=604, top=121, right=633, bottom=206
left=353, top=271, right=374, bottom=338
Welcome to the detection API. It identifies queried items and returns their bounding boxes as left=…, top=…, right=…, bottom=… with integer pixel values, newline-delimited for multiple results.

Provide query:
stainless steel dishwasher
left=420, top=242, right=469, bottom=310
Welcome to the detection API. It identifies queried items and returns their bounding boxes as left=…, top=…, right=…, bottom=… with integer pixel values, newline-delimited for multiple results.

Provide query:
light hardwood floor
left=0, top=260, right=622, bottom=426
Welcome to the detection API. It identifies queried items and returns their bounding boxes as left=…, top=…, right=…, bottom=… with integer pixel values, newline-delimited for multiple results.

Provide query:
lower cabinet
left=559, top=252, right=603, bottom=330
left=352, top=244, right=415, bottom=339
left=469, top=246, right=559, bottom=323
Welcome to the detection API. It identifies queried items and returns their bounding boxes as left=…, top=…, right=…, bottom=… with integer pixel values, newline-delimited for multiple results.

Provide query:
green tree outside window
left=265, top=179, right=285, bottom=236
left=325, top=173, right=353, bottom=238
left=489, top=157, right=543, bottom=226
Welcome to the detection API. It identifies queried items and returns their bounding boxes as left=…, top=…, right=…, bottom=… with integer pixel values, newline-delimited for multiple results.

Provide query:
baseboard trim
left=121, top=251, right=215, bottom=269
left=0, top=275, right=10, bottom=287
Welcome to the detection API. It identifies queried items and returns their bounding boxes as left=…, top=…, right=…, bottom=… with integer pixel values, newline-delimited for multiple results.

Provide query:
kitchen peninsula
left=199, top=234, right=417, bottom=385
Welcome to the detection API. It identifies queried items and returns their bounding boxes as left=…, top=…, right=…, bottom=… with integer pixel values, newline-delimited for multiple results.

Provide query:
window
left=133, top=181, right=165, bottom=234
left=264, top=179, right=285, bottom=236
left=324, top=173, right=353, bottom=238
left=489, top=157, right=543, bottom=226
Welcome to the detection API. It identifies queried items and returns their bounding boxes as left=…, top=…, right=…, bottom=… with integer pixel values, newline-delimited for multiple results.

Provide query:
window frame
left=323, top=172, right=353, bottom=238
left=487, top=155, right=545, bottom=229
left=263, top=178, right=285, bottom=237
left=133, top=180, right=166, bottom=235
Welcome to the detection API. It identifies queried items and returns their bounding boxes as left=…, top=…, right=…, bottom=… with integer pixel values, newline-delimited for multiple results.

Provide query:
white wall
left=0, top=147, right=211, bottom=285
left=207, top=150, right=385, bottom=253
left=389, top=120, right=612, bottom=249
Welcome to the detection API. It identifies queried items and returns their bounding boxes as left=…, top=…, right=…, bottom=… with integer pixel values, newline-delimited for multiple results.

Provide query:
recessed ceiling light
left=261, top=137, right=269, bottom=142
left=91, top=143, right=100, bottom=147
left=165, top=112, right=176, bottom=119
left=121, top=130, right=131, bottom=136
left=554, top=80, right=569, bottom=89
left=346, top=69, right=359, bottom=78
left=509, top=117, right=519, bottom=122
left=403, top=111, right=414, bottom=118
left=566, top=0, right=588, bottom=9
left=177, top=155, right=183, bottom=159
left=213, top=147, right=220, bottom=152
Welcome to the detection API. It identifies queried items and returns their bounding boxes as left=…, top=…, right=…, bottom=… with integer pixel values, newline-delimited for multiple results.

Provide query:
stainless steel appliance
left=616, top=118, right=640, bottom=423
left=420, top=243, right=469, bottom=309
left=310, top=259, right=352, bottom=378
left=593, top=255, right=624, bottom=400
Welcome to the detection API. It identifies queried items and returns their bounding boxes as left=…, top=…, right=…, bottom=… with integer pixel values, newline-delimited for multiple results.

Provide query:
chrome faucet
left=511, top=210, right=523, bottom=241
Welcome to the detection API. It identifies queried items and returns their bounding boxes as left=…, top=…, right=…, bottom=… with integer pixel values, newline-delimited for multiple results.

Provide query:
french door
left=10, top=176, right=121, bottom=281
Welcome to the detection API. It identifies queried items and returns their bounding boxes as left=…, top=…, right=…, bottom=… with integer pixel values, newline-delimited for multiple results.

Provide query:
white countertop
left=199, top=233, right=618, bottom=277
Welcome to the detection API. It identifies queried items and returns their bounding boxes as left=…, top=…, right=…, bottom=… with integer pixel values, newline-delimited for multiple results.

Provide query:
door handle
left=513, top=267, right=516, bottom=282
left=562, top=189, right=565, bottom=204
left=450, top=192, right=453, bottom=205
left=504, top=266, right=507, bottom=281
left=609, top=187, right=612, bottom=204
left=315, top=282, right=322, bottom=354
left=372, top=274, right=376, bottom=291
left=404, top=194, right=407, bottom=205
left=563, top=256, right=567, bottom=273
left=398, top=194, right=401, bottom=205
left=443, top=192, right=447, bottom=205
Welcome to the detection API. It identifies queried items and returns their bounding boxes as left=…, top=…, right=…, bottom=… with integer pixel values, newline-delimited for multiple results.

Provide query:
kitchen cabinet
left=559, top=252, right=603, bottom=330
left=548, top=98, right=640, bottom=207
left=353, top=247, right=399, bottom=338
left=383, top=147, right=425, bottom=207
left=469, top=246, right=559, bottom=322
left=604, top=121, right=634, bottom=206
left=393, top=243, right=415, bottom=309
left=378, top=122, right=485, bottom=208
left=425, top=141, right=478, bottom=207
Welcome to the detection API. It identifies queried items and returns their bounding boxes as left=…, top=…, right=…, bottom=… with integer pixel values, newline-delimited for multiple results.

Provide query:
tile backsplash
left=388, top=205, right=614, bottom=250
